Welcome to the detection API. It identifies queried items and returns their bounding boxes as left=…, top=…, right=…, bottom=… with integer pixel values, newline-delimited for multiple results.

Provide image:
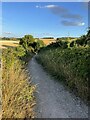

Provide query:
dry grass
left=40, top=39, right=56, bottom=45
left=0, top=40, right=19, bottom=49
left=2, top=49, right=36, bottom=118
left=0, top=105, right=1, bottom=120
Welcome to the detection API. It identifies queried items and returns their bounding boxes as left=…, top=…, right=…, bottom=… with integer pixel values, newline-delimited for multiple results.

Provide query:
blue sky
left=2, top=2, right=88, bottom=38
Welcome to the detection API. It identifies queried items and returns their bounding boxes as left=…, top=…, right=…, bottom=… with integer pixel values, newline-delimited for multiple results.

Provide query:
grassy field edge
left=2, top=47, right=36, bottom=118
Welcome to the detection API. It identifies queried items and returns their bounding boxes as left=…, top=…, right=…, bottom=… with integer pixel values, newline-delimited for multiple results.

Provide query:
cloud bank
left=36, top=4, right=85, bottom=27
left=61, top=14, right=82, bottom=20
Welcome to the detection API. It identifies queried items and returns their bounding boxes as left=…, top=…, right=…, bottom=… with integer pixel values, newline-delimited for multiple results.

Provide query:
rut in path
left=28, top=56, right=88, bottom=118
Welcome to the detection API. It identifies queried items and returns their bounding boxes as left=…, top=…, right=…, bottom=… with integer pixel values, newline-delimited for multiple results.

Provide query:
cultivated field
left=40, top=39, right=56, bottom=45
left=0, top=39, right=56, bottom=48
left=40, top=38, right=77, bottom=45
left=0, top=40, right=19, bottom=49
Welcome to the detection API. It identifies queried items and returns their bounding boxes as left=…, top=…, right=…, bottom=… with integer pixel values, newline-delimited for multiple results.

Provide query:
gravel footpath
left=28, top=56, right=88, bottom=118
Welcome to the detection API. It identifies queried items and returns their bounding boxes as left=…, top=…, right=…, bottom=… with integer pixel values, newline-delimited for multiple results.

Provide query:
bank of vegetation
left=2, top=47, right=36, bottom=118
left=36, top=28, right=90, bottom=102
left=2, top=35, right=45, bottom=118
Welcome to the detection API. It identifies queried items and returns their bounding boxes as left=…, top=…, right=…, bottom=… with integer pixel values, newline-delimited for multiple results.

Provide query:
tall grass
left=2, top=48, right=36, bottom=118
left=36, top=47, right=90, bottom=102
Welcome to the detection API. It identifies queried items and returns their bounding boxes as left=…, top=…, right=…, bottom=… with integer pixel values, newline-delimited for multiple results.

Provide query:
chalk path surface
left=28, top=56, right=88, bottom=118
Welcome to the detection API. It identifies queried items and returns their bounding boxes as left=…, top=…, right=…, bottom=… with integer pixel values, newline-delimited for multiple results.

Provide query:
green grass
left=2, top=47, right=36, bottom=118
left=36, top=47, right=90, bottom=102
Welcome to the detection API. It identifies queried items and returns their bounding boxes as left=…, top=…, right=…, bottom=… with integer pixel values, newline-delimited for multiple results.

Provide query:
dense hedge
left=36, top=47, right=90, bottom=102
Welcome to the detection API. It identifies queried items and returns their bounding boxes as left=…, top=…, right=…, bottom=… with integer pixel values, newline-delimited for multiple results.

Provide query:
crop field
left=40, top=39, right=56, bottom=45
left=0, top=40, right=19, bottom=49
left=40, top=38, right=77, bottom=46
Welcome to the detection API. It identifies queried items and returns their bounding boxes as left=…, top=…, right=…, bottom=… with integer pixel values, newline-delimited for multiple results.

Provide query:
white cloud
left=36, top=5, right=57, bottom=9
left=36, top=5, right=39, bottom=8
left=36, top=5, right=44, bottom=8
left=45, top=5, right=57, bottom=8
left=61, top=21, right=85, bottom=26
left=36, top=4, right=67, bottom=14
left=78, top=22, right=85, bottom=26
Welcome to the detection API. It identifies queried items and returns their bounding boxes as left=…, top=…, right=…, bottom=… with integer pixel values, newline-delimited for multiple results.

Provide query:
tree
left=19, top=35, right=45, bottom=53
left=35, top=40, right=45, bottom=52
left=19, top=35, right=35, bottom=52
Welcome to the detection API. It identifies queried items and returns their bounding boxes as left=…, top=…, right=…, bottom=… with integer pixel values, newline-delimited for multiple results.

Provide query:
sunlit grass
left=2, top=48, right=36, bottom=118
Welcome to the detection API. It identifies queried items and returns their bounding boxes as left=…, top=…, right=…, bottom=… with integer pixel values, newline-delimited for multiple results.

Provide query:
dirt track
left=28, top=56, right=88, bottom=118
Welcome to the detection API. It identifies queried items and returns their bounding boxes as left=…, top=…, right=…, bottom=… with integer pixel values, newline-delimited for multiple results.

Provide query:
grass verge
left=2, top=47, right=36, bottom=118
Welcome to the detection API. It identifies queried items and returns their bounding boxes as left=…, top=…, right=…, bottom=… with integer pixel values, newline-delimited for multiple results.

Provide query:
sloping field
left=40, top=39, right=56, bottom=45
left=0, top=40, right=19, bottom=49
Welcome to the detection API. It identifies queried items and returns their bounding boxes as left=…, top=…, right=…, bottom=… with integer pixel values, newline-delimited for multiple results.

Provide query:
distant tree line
left=2, top=37, right=20, bottom=41
left=56, top=37, right=77, bottom=41
left=42, top=37, right=54, bottom=39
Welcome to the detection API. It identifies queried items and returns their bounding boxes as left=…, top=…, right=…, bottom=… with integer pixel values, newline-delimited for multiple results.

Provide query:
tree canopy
left=19, top=35, right=45, bottom=53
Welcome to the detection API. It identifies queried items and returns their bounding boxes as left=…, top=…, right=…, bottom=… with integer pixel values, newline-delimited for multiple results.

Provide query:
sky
left=1, top=0, right=90, bottom=2
left=1, top=2, right=88, bottom=38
